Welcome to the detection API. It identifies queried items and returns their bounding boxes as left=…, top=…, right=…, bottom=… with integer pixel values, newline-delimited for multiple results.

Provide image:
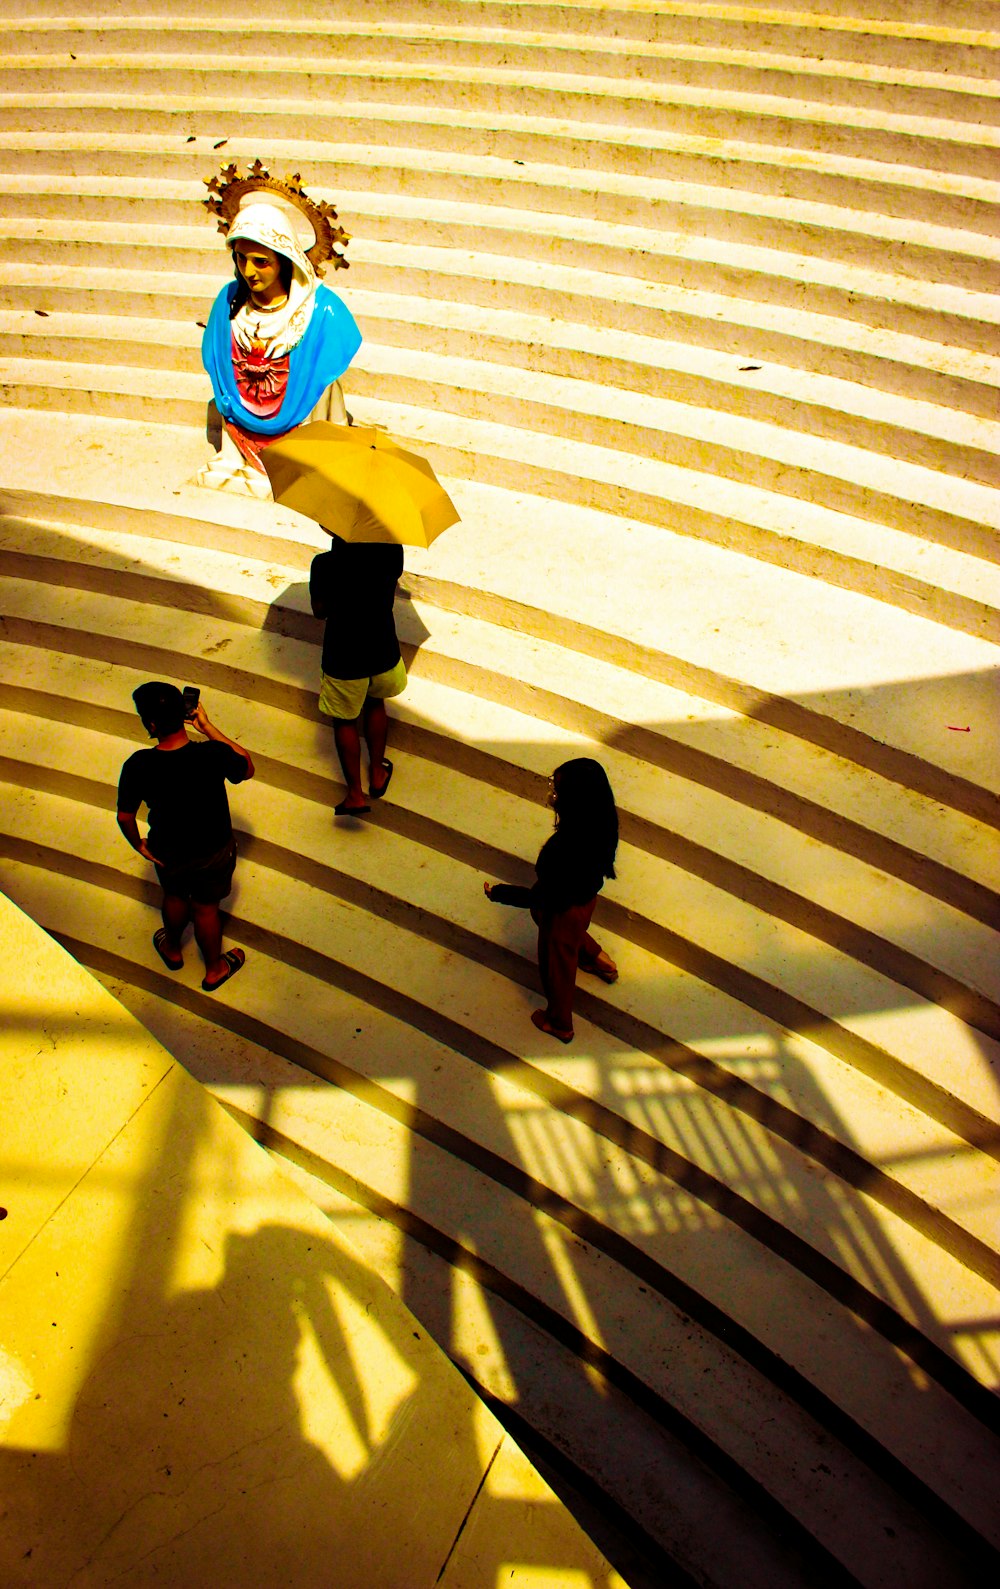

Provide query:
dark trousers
left=532, top=898, right=602, bottom=1031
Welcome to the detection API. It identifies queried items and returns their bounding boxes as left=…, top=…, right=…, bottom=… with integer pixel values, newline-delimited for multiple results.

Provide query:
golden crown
left=203, top=160, right=350, bottom=274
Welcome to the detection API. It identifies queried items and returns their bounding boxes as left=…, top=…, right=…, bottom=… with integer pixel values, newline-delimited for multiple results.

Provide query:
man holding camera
left=116, top=682, right=254, bottom=991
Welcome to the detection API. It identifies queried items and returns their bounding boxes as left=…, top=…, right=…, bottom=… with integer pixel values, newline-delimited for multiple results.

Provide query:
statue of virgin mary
left=197, top=178, right=361, bottom=497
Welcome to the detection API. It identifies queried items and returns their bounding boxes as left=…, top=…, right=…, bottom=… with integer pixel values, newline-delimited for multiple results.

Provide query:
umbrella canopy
left=261, top=421, right=460, bottom=547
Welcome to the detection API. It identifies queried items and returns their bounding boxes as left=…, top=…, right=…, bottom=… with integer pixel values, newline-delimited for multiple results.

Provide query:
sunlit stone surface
left=0, top=3, right=998, bottom=1584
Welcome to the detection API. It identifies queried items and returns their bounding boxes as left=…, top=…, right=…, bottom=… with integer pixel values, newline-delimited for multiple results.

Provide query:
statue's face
left=233, top=240, right=285, bottom=304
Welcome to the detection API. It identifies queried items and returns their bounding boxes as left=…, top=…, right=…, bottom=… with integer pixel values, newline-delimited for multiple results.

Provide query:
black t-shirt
left=117, top=740, right=249, bottom=868
left=310, top=538, right=403, bottom=680
left=490, top=832, right=607, bottom=915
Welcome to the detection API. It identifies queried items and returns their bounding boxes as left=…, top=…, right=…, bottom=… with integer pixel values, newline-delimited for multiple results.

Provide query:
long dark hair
left=228, top=247, right=294, bottom=319
left=551, top=758, right=618, bottom=880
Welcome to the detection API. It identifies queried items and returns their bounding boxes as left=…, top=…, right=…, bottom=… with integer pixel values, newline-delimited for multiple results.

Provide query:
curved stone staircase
left=0, top=3, right=998, bottom=1585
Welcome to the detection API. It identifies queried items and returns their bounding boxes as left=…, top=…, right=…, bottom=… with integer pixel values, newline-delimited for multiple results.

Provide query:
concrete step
left=1, top=843, right=997, bottom=1589
left=3, top=122, right=996, bottom=256
left=0, top=540, right=996, bottom=1150
left=0, top=886, right=639, bottom=1589
left=88, top=965, right=834, bottom=1589
left=3, top=5, right=999, bottom=1583
left=1, top=187, right=995, bottom=360
left=3, top=299, right=998, bottom=498
left=2, top=651, right=998, bottom=1254
left=9, top=0, right=1000, bottom=71
left=0, top=119, right=994, bottom=297
left=4, top=341, right=996, bottom=605
left=3, top=59, right=997, bottom=182
left=349, top=346, right=1000, bottom=551
left=6, top=0, right=999, bottom=85
left=1, top=500, right=997, bottom=1006
left=4, top=23, right=998, bottom=130
left=7, top=725, right=999, bottom=1316
left=0, top=407, right=995, bottom=842
left=3, top=239, right=997, bottom=425
left=0, top=463, right=993, bottom=906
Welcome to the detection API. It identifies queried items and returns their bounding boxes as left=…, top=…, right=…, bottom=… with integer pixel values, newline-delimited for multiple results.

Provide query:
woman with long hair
left=485, top=757, right=619, bottom=1043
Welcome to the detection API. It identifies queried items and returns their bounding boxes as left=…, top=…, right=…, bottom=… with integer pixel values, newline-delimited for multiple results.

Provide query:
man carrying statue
left=195, top=162, right=458, bottom=822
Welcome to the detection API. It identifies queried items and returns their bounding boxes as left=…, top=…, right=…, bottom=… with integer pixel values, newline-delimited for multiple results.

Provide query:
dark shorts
left=155, top=837, right=237, bottom=905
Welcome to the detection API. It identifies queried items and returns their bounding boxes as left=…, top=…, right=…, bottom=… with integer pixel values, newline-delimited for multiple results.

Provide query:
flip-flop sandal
left=202, top=947, right=246, bottom=992
left=335, top=799, right=371, bottom=817
left=530, top=1009, right=574, bottom=1044
left=582, top=953, right=619, bottom=984
left=152, top=927, right=183, bottom=971
left=370, top=759, right=394, bottom=800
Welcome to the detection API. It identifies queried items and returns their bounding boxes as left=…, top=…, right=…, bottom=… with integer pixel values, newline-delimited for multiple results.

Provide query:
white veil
left=226, top=197, right=318, bottom=359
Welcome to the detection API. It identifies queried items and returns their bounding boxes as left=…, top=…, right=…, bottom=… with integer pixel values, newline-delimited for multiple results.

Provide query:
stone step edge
left=14, top=646, right=1000, bottom=1075
left=10, top=618, right=997, bottom=1148
left=8, top=320, right=999, bottom=523
left=7, top=360, right=999, bottom=602
left=83, top=927, right=998, bottom=1589
left=65, top=920, right=998, bottom=1585
left=4, top=499, right=998, bottom=853
left=3, top=525, right=998, bottom=1026
left=6, top=57, right=999, bottom=152
left=3, top=348, right=996, bottom=547
left=7, top=843, right=993, bottom=1457
left=5, top=127, right=996, bottom=237
left=15, top=669, right=996, bottom=1259
left=6, top=477, right=1000, bottom=665
left=8, top=650, right=1000, bottom=1068
left=8, top=2, right=1000, bottom=53
left=8, top=29, right=1000, bottom=106
left=4, top=78, right=999, bottom=177
left=5, top=481, right=999, bottom=832
left=1, top=421, right=995, bottom=831
left=3, top=139, right=992, bottom=270
left=3, top=173, right=999, bottom=323
left=3, top=166, right=996, bottom=315
left=357, top=342, right=1000, bottom=528
left=122, top=995, right=798, bottom=1589
left=7, top=837, right=995, bottom=1460
left=218, top=1123, right=1000, bottom=1587
left=3, top=480, right=994, bottom=920
left=5, top=301, right=998, bottom=468
left=4, top=709, right=999, bottom=1186
left=2, top=253, right=995, bottom=398
left=7, top=688, right=1000, bottom=1205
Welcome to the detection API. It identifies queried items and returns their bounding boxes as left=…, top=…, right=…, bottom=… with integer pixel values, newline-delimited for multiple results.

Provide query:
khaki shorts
left=318, top=657, right=407, bottom=721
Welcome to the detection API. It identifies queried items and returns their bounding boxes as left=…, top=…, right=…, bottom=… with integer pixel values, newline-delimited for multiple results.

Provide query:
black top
left=117, top=740, right=249, bottom=868
left=310, top=539, right=404, bottom=680
left=490, top=831, right=607, bottom=915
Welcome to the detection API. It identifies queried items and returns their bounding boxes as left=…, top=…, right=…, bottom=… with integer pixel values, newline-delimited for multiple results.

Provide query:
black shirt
left=310, top=539, right=404, bottom=679
left=117, top=740, right=249, bottom=868
left=490, top=832, right=607, bottom=915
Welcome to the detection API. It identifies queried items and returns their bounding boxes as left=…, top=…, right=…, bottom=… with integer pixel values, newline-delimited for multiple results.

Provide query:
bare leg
left=159, top=896, right=189, bottom=940
left=192, top=900, right=226, bottom=983
left=154, top=893, right=189, bottom=969
left=161, top=893, right=189, bottom=949
left=364, top=696, right=391, bottom=794
left=333, top=716, right=368, bottom=811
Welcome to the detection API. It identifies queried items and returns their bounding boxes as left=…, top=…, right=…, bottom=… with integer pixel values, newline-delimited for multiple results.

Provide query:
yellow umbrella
left=261, top=421, right=460, bottom=547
